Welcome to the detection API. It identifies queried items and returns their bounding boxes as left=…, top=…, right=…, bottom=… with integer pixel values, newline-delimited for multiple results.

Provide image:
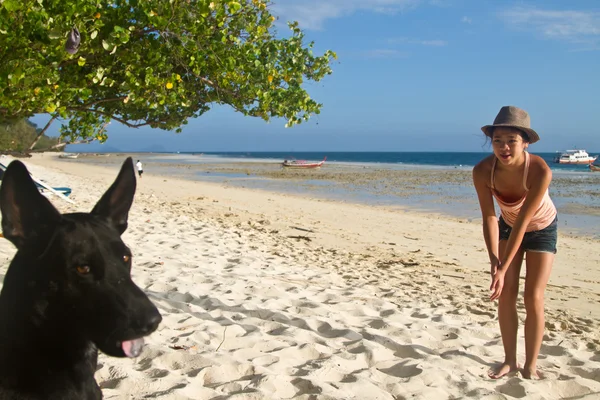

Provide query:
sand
left=1, top=153, right=599, bottom=400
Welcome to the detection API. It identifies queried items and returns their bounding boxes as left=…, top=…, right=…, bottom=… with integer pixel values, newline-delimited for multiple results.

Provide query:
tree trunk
left=28, top=117, right=56, bottom=150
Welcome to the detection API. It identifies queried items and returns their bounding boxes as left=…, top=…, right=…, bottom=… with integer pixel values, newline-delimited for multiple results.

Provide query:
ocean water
left=177, top=151, right=598, bottom=171
left=73, top=151, right=600, bottom=238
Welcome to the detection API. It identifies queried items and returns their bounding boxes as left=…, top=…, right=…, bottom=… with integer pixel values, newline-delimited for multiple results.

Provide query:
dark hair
left=487, top=127, right=530, bottom=144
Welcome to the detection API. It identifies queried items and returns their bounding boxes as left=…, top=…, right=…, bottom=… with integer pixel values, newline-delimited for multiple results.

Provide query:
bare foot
left=488, top=362, right=520, bottom=379
left=521, top=367, right=541, bottom=380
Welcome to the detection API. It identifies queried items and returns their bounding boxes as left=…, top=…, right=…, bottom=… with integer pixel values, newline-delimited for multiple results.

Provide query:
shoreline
left=67, top=152, right=600, bottom=239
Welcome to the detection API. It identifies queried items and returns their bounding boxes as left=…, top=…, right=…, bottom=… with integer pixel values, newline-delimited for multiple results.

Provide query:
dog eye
left=76, top=265, right=91, bottom=275
left=123, top=255, right=131, bottom=263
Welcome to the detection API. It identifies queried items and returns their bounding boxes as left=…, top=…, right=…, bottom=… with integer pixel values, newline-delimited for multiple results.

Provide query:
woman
left=472, top=106, right=558, bottom=380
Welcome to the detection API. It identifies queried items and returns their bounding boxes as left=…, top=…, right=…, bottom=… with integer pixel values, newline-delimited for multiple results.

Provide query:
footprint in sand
left=541, top=343, right=570, bottom=357
left=496, top=377, right=527, bottom=398
left=367, top=319, right=388, bottom=329
left=569, top=366, right=600, bottom=383
left=410, top=311, right=429, bottom=319
left=377, top=360, right=423, bottom=378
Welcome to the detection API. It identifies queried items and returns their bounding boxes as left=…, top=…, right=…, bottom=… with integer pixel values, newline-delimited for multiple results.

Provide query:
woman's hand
left=490, top=258, right=500, bottom=278
left=490, top=266, right=505, bottom=301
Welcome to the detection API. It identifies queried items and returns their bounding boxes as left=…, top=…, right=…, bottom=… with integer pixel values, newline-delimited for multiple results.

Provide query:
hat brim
left=481, top=124, right=540, bottom=144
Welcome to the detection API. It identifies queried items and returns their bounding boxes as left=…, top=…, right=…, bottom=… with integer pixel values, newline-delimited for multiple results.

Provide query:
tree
left=0, top=0, right=336, bottom=150
left=0, top=119, right=60, bottom=153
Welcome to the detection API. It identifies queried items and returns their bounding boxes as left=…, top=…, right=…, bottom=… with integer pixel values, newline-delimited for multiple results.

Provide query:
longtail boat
left=282, top=156, right=326, bottom=169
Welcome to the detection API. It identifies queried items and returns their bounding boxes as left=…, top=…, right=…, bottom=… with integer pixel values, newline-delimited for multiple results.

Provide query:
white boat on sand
left=0, top=161, right=74, bottom=203
left=282, top=157, right=326, bottom=169
left=59, top=152, right=79, bottom=159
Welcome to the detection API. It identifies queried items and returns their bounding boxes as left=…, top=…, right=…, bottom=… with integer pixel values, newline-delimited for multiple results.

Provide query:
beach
left=1, top=153, right=599, bottom=399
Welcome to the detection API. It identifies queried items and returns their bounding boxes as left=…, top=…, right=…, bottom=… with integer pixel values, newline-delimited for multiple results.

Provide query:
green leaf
left=228, top=1, right=241, bottom=13
left=2, top=0, right=22, bottom=12
left=48, top=30, right=62, bottom=39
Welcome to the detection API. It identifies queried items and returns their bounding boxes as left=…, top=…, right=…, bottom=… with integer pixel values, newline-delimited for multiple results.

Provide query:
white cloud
left=498, top=6, right=600, bottom=45
left=461, top=16, right=472, bottom=24
left=270, top=0, right=423, bottom=30
left=419, top=39, right=447, bottom=46
left=389, top=37, right=448, bottom=46
left=363, top=49, right=408, bottom=58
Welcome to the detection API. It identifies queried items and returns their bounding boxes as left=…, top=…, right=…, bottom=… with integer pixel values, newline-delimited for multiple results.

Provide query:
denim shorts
left=498, top=216, right=558, bottom=254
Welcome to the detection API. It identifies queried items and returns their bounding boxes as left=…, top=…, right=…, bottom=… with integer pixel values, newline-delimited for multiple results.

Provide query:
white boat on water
left=553, top=149, right=597, bottom=164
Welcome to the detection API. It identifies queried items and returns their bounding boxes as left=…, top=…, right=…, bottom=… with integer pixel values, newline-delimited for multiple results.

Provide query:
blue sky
left=34, top=0, right=600, bottom=152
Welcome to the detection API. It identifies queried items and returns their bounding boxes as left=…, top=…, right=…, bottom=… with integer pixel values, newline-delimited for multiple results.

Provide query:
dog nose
left=146, top=312, right=162, bottom=333
left=139, top=311, right=162, bottom=335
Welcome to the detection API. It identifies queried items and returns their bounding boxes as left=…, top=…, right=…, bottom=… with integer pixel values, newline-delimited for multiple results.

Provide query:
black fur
left=0, top=158, right=162, bottom=399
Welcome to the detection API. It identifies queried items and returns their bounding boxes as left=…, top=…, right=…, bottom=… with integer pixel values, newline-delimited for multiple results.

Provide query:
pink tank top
left=491, top=151, right=557, bottom=232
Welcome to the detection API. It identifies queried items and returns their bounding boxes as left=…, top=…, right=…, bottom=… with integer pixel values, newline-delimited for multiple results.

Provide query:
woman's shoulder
left=527, top=153, right=553, bottom=185
left=529, top=153, right=552, bottom=174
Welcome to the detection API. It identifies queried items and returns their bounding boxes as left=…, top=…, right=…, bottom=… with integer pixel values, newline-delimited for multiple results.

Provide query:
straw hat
left=481, top=106, right=540, bottom=144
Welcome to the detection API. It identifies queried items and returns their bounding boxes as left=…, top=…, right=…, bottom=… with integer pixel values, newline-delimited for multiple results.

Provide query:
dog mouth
left=118, top=337, right=145, bottom=358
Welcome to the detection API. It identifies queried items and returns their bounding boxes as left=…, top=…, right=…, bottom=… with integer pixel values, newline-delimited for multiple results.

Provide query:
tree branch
left=66, top=107, right=186, bottom=130
left=30, top=120, right=110, bottom=153
left=29, top=138, right=96, bottom=153
left=66, top=107, right=151, bottom=128
left=79, top=97, right=126, bottom=108
left=28, top=116, right=56, bottom=150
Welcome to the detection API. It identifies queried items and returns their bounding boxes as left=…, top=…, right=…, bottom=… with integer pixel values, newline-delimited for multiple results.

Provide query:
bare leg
left=489, top=240, right=524, bottom=379
left=522, top=251, right=554, bottom=379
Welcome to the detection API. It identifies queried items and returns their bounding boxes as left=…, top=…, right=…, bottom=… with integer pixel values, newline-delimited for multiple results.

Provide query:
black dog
left=0, top=157, right=162, bottom=399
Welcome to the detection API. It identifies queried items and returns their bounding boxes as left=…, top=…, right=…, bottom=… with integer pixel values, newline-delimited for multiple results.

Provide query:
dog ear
left=91, top=157, right=136, bottom=234
left=0, top=160, right=61, bottom=248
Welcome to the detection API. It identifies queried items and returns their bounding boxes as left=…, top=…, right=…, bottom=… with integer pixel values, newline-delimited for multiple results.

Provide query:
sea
left=75, top=151, right=600, bottom=238
left=164, top=151, right=596, bottom=171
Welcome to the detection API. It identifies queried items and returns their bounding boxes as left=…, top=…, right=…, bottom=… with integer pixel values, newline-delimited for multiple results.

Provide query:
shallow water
left=70, top=153, right=600, bottom=238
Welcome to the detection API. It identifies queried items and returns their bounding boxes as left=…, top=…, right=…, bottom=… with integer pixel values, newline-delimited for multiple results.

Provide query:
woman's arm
left=472, top=161, right=499, bottom=267
left=499, top=162, right=552, bottom=270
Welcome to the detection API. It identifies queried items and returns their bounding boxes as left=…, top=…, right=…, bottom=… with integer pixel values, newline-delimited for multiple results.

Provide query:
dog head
left=0, top=157, right=161, bottom=358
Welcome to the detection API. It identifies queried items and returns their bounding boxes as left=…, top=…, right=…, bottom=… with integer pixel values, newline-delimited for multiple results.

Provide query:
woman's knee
left=524, top=290, right=545, bottom=312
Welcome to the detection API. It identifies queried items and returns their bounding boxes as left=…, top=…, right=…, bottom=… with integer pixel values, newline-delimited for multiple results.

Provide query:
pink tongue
left=121, top=338, right=145, bottom=358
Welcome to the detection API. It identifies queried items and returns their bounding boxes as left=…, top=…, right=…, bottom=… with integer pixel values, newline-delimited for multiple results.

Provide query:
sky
left=33, top=0, right=600, bottom=152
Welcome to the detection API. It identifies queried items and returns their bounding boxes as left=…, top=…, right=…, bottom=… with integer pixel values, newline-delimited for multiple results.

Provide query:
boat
left=553, top=149, right=597, bottom=164
left=0, top=161, right=74, bottom=203
left=282, top=156, right=326, bottom=169
left=36, top=185, right=72, bottom=197
left=590, top=164, right=600, bottom=172
left=59, top=152, right=79, bottom=159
